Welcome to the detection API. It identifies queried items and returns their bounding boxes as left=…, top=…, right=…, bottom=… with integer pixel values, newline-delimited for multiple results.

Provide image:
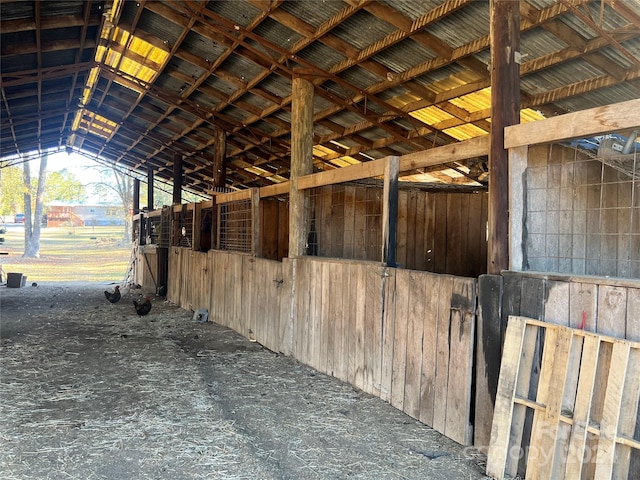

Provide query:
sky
left=46, top=151, right=104, bottom=183
left=47, top=151, right=121, bottom=204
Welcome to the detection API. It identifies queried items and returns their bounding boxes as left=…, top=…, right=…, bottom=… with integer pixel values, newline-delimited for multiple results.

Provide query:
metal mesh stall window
left=307, top=183, right=382, bottom=261
left=524, top=133, right=640, bottom=278
left=172, top=209, right=194, bottom=248
left=147, top=207, right=171, bottom=247
left=218, top=199, right=252, bottom=253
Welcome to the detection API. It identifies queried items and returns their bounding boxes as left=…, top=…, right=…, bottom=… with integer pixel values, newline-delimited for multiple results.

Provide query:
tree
left=0, top=165, right=26, bottom=215
left=46, top=169, right=85, bottom=203
left=23, top=153, right=48, bottom=258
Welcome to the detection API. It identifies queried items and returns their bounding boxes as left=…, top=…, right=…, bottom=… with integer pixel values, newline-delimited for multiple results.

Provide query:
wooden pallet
left=487, top=316, right=640, bottom=480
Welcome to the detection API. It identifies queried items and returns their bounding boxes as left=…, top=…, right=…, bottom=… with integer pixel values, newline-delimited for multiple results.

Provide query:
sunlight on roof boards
left=68, top=0, right=169, bottom=149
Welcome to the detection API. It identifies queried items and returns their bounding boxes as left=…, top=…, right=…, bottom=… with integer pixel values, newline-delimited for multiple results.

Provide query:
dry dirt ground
left=0, top=282, right=490, bottom=480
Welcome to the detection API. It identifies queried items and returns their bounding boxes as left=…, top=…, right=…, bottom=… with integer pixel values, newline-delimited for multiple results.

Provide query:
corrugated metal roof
left=373, top=38, right=438, bottom=73
left=426, top=2, right=490, bottom=49
left=2, top=0, right=639, bottom=192
left=330, top=10, right=396, bottom=50
left=280, top=0, right=347, bottom=29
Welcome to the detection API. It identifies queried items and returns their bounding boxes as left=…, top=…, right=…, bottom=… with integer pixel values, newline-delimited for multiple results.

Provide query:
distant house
left=46, top=204, right=125, bottom=227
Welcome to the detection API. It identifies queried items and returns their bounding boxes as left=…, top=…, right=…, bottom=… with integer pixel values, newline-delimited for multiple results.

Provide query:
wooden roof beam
left=0, top=14, right=101, bottom=33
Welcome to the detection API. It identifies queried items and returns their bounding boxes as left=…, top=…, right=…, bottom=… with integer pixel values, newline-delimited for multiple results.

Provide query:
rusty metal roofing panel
left=188, top=91, right=220, bottom=111
left=181, top=31, right=228, bottom=62
left=521, top=58, right=605, bottom=95
left=205, top=0, right=262, bottom=29
left=279, top=0, right=346, bottom=29
left=556, top=83, right=640, bottom=112
left=414, top=63, right=469, bottom=90
left=252, top=17, right=304, bottom=48
left=329, top=10, right=396, bottom=50
left=372, top=38, right=438, bottom=73
left=218, top=53, right=265, bottom=83
left=2, top=0, right=640, bottom=192
left=136, top=8, right=184, bottom=47
left=40, top=1, right=89, bottom=17
left=338, top=65, right=383, bottom=91
left=1, top=53, right=38, bottom=73
left=256, top=75, right=292, bottom=100
left=379, top=0, right=448, bottom=20
left=201, top=74, right=237, bottom=97
left=167, top=56, right=207, bottom=81
left=0, top=1, right=34, bottom=21
left=297, top=42, right=347, bottom=72
left=426, top=2, right=490, bottom=49
left=520, top=27, right=570, bottom=59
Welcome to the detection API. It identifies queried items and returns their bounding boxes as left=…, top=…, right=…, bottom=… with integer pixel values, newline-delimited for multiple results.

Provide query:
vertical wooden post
left=213, top=127, right=226, bottom=190
left=509, top=145, right=528, bottom=271
left=289, top=74, right=314, bottom=257
left=133, top=178, right=140, bottom=243
left=193, top=202, right=202, bottom=251
left=251, top=188, right=261, bottom=257
left=173, top=152, right=183, bottom=205
left=147, top=165, right=154, bottom=210
left=382, top=156, right=399, bottom=266
left=488, top=0, right=520, bottom=274
left=133, top=178, right=140, bottom=214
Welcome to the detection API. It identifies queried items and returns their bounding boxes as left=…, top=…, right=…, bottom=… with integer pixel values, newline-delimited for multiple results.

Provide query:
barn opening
left=2, top=1, right=640, bottom=478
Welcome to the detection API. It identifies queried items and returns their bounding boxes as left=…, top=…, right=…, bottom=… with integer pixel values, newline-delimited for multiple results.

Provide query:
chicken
left=104, top=286, right=121, bottom=303
left=133, top=295, right=152, bottom=316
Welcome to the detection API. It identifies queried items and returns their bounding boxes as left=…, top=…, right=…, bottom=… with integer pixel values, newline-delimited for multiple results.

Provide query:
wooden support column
left=488, top=0, right=520, bottom=274
left=382, top=156, right=399, bottom=267
left=509, top=145, right=528, bottom=271
left=147, top=165, right=154, bottom=210
left=173, top=152, right=183, bottom=205
left=193, top=202, right=202, bottom=251
left=289, top=73, right=314, bottom=257
left=213, top=127, right=226, bottom=190
left=133, top=178, right=140, bottom=214
left=133, top=178, right=141, bottom=243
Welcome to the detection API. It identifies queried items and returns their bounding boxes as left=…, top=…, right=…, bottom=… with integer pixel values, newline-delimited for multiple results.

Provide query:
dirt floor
left=0, top=282, right=490, bottom=480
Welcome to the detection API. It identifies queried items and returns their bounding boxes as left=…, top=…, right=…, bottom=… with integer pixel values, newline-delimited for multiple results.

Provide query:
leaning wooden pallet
left=487, top=316, right=640, bottom=480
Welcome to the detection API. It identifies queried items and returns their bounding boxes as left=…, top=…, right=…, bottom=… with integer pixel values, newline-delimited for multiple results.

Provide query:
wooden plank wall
left=167, top=250, right=478, bottom=446
left=290, top=257, right=477, bottom=446
left=475, top=271, right=640, bottom=476
left=260, top=197, right=289, bottom=261
left=309, top=184, right=488, bottom=277
left=167, top=248, right=287, bottom=354
left=396, top=189, right=487, bottom=276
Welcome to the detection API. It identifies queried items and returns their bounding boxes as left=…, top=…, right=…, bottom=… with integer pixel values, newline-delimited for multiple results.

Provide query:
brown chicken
left=133, top=295, right=152, bottom=316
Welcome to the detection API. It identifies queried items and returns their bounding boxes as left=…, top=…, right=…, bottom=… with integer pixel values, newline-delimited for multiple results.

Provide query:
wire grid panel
left=307, top=184, right=382, bottom=261
left=147, top=208, right=171, bottom=247
left=218, top=199, right=252, bottom=253
left=172, top=209, right=194, bottom=248
left=524, top=141, right=640, bottom=278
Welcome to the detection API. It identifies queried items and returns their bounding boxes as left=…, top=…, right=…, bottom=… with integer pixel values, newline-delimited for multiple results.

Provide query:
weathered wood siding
left=475, top=271, right=640, bottom=474
left=168, top=249, right=288, bottom=354
left=309, top=184, right=488, bottom=277
left=168, top=249, right=477, bottom=446
left=134, top=245, right=167, bottom=293
left=260, top=197, right=289, bottom=261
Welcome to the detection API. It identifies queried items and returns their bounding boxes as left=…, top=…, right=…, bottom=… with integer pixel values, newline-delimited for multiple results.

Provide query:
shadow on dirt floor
left=0, top=282, right=490, bottom=480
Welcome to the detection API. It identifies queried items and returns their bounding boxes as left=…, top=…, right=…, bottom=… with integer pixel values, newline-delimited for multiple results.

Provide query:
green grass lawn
left=0, top=225, right=131, bottom=283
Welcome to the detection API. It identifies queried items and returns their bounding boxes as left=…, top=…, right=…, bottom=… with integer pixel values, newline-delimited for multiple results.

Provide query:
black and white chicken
left=133, top=295, right=152, bottom=316
left=104, top=286, right=121, bottom=303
